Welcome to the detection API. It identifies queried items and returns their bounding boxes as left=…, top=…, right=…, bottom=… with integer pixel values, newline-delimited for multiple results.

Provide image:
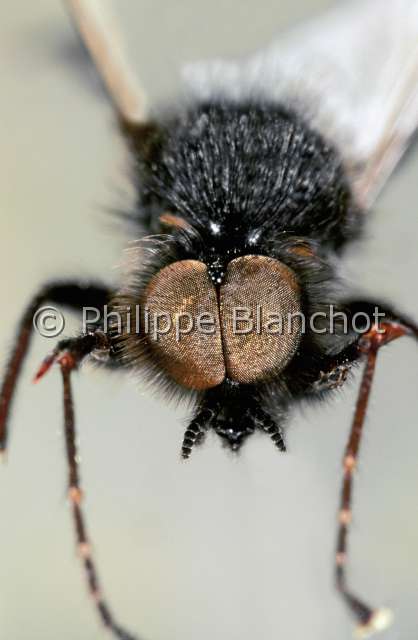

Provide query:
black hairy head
left=112, top=100, right=363, bottom=448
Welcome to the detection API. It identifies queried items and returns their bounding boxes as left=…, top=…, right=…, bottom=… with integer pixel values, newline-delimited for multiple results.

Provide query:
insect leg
left=0, top=281, right=110, bottom=455
left=306, top=299, right=418, bottom=395
left=38, top=331, right=138, bottom=640
left=335, top=318, right=417, bottom=637
left=312, top=362, right=351, bottom=392
left=294, top=341, right=361, bottom=397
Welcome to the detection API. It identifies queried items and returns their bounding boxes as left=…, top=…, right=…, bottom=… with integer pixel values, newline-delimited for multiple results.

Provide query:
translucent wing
left=183, top=0, right=418, bottom=209
left=66, top=0, right=147, bottom=123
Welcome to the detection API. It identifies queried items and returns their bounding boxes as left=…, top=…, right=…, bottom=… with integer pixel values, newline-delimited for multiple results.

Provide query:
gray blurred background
left=1, top=1, right=417, bottom=639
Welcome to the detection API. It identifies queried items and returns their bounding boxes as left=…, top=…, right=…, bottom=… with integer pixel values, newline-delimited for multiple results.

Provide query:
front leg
left=313, top=362, right=351, bottom=392
left=0, top=280, right=110, bottom=453
left=306, top=298, right=418, bottom=395
left=307, top=300, right=418, bottom=636
left=34, top=329, right=137, bottom=640
left=300, top=341, right=361, bottom=397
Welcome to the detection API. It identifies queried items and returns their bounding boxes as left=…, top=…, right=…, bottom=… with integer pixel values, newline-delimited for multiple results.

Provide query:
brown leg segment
left=0, top=299, right=41, bottom=455
left=44, top=338, right=138, bottom=640
left=0, top=282, right=109, bottom=455
left=335, top=321, right=417, bottom=637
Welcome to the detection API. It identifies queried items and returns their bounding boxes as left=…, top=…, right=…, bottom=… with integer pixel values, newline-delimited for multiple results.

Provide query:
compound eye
left=144, top=260, right=225, bottom=390
left=219, top=255, right=301, bottom=384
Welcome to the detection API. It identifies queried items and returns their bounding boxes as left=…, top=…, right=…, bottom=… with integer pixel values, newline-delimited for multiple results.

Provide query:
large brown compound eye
left=144, top=256, right=301, bottom=390
left=219, top=255, right=301, bottom=384
left=144, top=260, right=225, bottom=390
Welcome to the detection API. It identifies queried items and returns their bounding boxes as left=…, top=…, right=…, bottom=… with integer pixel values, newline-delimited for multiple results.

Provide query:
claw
left=33, top=347, right=79, bottom=383
left=354, top=608, right=394, bottom=639
left=33, top=351, right=58, bottom=383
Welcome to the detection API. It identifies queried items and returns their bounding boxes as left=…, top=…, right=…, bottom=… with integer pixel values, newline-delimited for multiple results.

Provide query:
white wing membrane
left=183, top=0, right=418, bottom=208
left=66, top=0, right=147, bottom=123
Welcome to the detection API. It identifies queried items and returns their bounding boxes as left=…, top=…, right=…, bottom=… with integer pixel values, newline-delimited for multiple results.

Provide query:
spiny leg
left=336, top=344, right=387, bottom=635
left=0, top=281, right=110, bottom=455
left=38, top=332, right=138, bottom=640
left=335, top=320, right=418, bottom=638
left=313, top=363, right=351, bottom=392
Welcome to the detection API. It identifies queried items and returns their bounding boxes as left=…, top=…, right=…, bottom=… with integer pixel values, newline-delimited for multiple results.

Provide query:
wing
left=66, top=0, right=147, bottom=124
left=182, top=0, right=418, bottom=209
